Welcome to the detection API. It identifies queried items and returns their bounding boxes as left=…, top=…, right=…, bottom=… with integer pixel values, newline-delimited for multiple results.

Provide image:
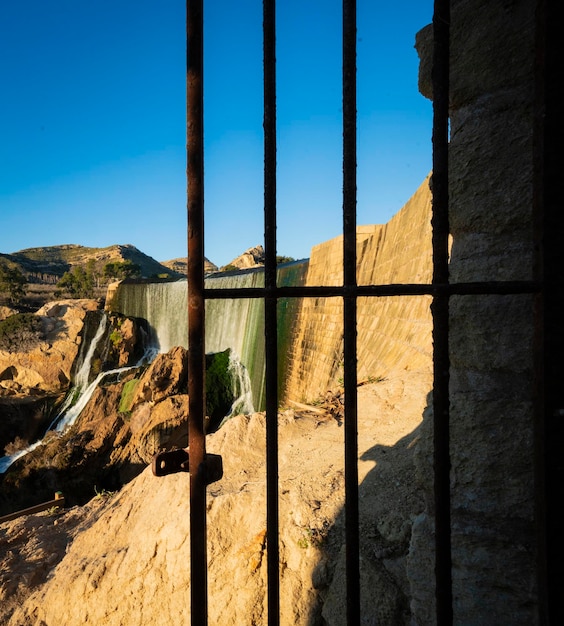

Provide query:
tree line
left=0, top=260, right=142, bottom=305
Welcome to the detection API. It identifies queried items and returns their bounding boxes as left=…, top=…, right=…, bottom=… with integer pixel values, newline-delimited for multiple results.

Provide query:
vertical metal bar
left=532, top=2, right=547, bottom=622
left=537, top=0, right=564, bottom=621
left=343, top=0, right=359, bottom=623
left=263, top=1, right=280, bottom=624
left=431, top=1, right=452, bottom=624
left=187, top=1, right=208, bottom=624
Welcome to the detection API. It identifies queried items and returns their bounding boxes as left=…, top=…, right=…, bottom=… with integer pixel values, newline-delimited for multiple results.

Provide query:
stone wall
left=284, top=175, right=433, bottom=403
left=409, top=1, right=540, bottom=624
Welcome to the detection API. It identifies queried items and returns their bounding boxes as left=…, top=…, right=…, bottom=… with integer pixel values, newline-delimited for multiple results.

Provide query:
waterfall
left=205, top=269, right=266, bottom=409
left=0, top=313, right=134, bottom=473
left=109, top=262, right=309, bottom=411
left=110, top=279, right=188, bottom=352
left=1, top=261, right=309, bottom=474
left=226, top=353, right=254, bottom=419
left=0, top=441, right=41, bottom=473
left=49, top=366, right=136, bottom=433
left=74, top=313, right=108, bottom=388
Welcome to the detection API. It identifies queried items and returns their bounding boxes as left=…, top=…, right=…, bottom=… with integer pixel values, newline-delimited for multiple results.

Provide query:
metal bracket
left=152, top=448, right=223, bottom=485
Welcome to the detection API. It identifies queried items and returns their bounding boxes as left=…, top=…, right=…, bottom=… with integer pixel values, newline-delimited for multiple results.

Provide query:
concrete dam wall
left=106, top=174, right=433, bottom=408
left=284, top=174, right=433, bottom=402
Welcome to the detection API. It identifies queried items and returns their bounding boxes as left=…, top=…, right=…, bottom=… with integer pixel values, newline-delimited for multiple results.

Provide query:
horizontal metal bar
left=0, top=492, right=65, bottom=523
left=202, top=280, right=541, bottom=300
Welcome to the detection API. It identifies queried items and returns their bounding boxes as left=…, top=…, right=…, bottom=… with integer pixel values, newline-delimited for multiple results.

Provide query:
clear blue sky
left=0, top=0, right=432, bottom=268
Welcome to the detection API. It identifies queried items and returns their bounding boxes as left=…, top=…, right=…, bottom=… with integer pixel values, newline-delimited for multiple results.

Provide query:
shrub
left=0, top=263, right=28, bottom=304
left=0, top=313, right=43, bottom=352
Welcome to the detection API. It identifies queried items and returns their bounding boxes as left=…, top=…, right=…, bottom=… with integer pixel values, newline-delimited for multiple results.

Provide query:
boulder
left=1, top=371, right=431, bottom=625
left=0, top=300, right=100, bottom=397
left=129, top=345, right=188, bottom=407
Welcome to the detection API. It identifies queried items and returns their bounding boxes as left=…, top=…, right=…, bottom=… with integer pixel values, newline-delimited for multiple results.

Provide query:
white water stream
left=0, top=281, right=264, bottom=474
left=0, top=314, right=135, bottom=474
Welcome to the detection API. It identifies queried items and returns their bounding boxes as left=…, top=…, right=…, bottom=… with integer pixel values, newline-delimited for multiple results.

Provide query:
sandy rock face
left=129, top=345, right=188, bottom=406
left=0, top=306, right=18, bottom=322
left=3, top=371, right=431, bottom=626
left=0, top=299, right=99, bottom=397
left=225, top=244, right=265, bottom=270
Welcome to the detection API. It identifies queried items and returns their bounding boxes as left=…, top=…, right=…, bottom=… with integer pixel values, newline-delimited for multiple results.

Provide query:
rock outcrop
left=0, top=306, right=18, bottom=322
left=223, top=244, right=265, bottom=270
left=159, top=256, right=218, bottom=275
left=0, top=346, right=188, bottom=514
left=0, top=345, right=238, bottom=516
left=0, top=299, right=99, bottom=397
left=1, top=371, right=431, bottom=626
left=0, top=300, right=101, bottom=454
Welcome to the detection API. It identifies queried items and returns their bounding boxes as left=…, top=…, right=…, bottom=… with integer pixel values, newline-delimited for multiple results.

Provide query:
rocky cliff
left=159, top=256, right=218, bottom=275
left=0, top=300, right=99, bottom=397
left=1, top=369, right=432, bottom=626
left=222, top=244, right=265, bottom=270
left=2, top=244, right=182, bottom=284
left=0, top=300, right=101, bottom=453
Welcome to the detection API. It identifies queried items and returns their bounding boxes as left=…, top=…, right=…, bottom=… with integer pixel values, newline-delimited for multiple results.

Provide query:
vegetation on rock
left=103, top=260, right=142, bottom=281
left=0, top=313, right=43, bottom=352
left=55, top=264, right=96, bottom=298
left=0, top=261, right=28, bottom=305
left=205, top=349, right=235, bottom=432
left=118, top=379, right=140, bottom=415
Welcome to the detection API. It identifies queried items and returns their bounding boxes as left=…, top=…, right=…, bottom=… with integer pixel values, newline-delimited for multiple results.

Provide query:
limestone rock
left=2, top=371, right=431, bottom=626
left=129, top=345, right=188, bottom=407
left=159, top=256, right=218, bottom=275
left=0, top=306, right=18, bottom=322
left=118, top=394, right=189, bottom=465
left=224, top=245, right=265, bottom=270
left=0, top=300, right=99, bottom=397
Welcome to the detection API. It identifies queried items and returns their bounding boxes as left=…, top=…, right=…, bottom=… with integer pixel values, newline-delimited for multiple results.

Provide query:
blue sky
left=0, top=1, right=432, bottom=268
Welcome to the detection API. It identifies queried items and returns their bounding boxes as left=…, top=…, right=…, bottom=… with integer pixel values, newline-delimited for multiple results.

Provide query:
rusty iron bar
left=431, top=0, right=453, bottom=624
left=0, top=492, right=65, bottom=524
left=343, top=0, right=360, bottom=622
left=203, top=280, right=541, bottom=301
left=187, top=0, right=208, bottom=624
left=263, top=0, right=280, bottom=624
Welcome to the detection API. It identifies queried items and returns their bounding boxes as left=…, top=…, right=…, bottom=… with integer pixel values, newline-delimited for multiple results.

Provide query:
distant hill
left=1, top=244, right=183, bottom=284
left=222, top=245, right=265, bottom=271
left=160, top=256, right=218, bottom=276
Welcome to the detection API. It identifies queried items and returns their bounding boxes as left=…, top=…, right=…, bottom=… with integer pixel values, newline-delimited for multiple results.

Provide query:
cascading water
left=1, top=262, right=309, bottom=474
left=74, top=313, right=108, bottom=388
left=110, top=261, right=309, bottom=411
left=205, top=269, right=266, bottom=409
left=0, top=440, right=41, bottom=473
left=0, top=313, right=138, bottom=473
left=225, top=352, right=254, bottom=420
left=110, top=279, right=188, bottom=352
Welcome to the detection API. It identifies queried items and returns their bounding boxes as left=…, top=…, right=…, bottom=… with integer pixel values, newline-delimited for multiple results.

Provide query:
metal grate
left=185, top=0, right=554, bottom=624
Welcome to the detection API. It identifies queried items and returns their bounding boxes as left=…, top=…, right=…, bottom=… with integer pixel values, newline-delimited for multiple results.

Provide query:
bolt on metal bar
left=431, top=0, right=453, bottom=624
left=186, top=0, right=208, bottom=624
left=263, top=0, right=280, bottom=624
left=342, top=0, right=360, bottom=623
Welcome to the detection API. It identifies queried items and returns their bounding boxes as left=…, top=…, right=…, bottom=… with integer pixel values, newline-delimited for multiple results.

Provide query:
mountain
left=221, top=244, right=265, bottom=270
left=159, top=256, right=218, bottom=276
left=1, top=244, right=183, bottom=283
